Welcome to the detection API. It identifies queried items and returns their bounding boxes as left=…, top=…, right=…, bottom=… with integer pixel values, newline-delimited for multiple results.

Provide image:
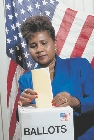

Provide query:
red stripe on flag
left=91, top=57, right=94, bottom=69
left=56, top=8, right=77, bottom=55
left=70, top=15, right=94, bottom=57
left=7, top=60, right=18, bottom=107
left=9, top=89, right=20, bottom=140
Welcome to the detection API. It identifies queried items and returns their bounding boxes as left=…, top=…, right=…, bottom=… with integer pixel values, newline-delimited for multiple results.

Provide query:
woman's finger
left=23, top=88, right=38, bottom=95
left=18, top=96, right=33, bottom=106
left=21, top=92, right=36, bottom=99
left=21, top=89, right=38, bottom=99
left=19, top=89, right=38, bottom=106
left=18, top=100, right=22, bottom=106
left=57, top=102, right=69, bottom=107
left=20, top=96, right=32, bottom=103
left=55, top=97, right=68, bottom=106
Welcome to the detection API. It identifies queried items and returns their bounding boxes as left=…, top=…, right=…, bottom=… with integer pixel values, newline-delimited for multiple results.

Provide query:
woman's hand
left=52, top=92, right=80, bottom=108
left=18, top=88, right=38, bottom=106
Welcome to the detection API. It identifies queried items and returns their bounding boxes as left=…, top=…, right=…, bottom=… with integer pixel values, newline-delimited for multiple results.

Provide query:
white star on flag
left=6, top=3, right=11, bottom=10
left=8, top=14, right=13, bottom=20
left=9, top=48, right=14, bottom=54
left=27, top=61, right=32, bottom=68
left=21, top=41, right=26, bottom=48
left=27, top=5, right=33, bottom=12
left=23, top=52, right=30, bottom=58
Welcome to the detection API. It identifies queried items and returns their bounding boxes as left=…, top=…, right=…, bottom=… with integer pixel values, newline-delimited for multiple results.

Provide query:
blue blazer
left=18, top=54, right=94, bottom=140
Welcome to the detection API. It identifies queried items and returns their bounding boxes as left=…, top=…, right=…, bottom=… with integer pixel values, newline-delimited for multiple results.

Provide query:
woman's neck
left=48, top=58, right=56, bottom=81
left=48, top=58, right=55, bottom=73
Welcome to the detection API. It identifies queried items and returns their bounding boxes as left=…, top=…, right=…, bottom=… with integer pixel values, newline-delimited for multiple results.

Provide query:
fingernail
left=20, top=103, right=22, bottom=106
left=52, top=103, right=54, bottom=106
left=19, top=101, right=22, bottom=106
left=52, top=103, right=56, bottom=106
left=35, top=95, right=38, bottom=98
left=29, top=99, right=32, bottom=102
left=35, top=92, right=38, bottom=95
left=51, top=100, right=54, bottom=103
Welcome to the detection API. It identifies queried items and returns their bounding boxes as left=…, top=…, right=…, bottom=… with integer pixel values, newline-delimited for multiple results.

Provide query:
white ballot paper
left=19, top=106, right=74, bottom=140
left=31, top=68, right=53, bottom=108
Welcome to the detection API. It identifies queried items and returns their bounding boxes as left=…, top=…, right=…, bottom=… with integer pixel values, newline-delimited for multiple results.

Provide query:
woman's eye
left=42, top=42, right=47, bottom=45
left=29, top=44, right=36, bottom=48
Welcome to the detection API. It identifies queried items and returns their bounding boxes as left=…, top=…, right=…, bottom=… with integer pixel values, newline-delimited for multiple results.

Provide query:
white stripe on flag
left=52, top=1, right=68, bottom=34
left=59, top=11, right=87, bottom=58
left=6, top=56, right=11, bottom=77
left=82, top=29, right=94, bottom=62
left=8, top=64, right=24, bottom=128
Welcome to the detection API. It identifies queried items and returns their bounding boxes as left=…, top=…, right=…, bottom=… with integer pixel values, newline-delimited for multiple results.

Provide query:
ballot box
left=18, top=106, right=74, bottom=140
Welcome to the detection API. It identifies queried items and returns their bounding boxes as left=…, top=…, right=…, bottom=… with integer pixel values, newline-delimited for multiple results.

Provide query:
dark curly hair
left=21, top=15, right=55, bottom=45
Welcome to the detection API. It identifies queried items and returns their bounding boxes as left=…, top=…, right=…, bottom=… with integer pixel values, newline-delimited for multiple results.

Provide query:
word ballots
left=19, top=106, right=74, bottom=140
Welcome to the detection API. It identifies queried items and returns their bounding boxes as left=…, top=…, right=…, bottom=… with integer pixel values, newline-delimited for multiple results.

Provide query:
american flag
left=5, top=0, right=94, bottom=139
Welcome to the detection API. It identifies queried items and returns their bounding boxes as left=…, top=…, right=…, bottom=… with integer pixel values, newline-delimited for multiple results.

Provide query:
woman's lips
left=38, top=55, right=46, bottom=60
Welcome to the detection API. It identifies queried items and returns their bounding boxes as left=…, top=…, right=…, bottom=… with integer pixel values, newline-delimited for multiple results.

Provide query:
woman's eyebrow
left=40, top=39, right=47, bottom=42
left=29, top=42, right=36, bottom=45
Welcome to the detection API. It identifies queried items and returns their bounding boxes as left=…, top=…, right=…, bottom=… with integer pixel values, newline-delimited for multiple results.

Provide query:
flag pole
left=0, top=0, right=9, bottom=140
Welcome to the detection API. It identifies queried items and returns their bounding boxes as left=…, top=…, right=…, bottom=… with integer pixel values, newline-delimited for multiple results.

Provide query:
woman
left=18, top=15, right=94, bottom=140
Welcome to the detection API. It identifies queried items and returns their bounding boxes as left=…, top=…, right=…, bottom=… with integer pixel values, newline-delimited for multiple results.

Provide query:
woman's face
left=28, top=31, right=56, bottom=67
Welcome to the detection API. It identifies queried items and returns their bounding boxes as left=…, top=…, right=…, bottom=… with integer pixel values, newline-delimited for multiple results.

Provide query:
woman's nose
left=36, top=44, right=43, bottom=52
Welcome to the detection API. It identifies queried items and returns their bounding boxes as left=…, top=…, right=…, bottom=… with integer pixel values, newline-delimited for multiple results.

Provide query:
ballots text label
left=24, top=125, right=67, bottom=135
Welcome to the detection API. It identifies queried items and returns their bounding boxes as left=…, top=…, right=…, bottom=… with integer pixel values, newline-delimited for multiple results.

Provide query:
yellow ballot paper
left=31, top=68, right=53, bottom=108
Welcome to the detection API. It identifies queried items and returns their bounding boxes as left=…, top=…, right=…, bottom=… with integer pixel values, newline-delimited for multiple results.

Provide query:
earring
left=55, top=48, right=58, bottom=52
